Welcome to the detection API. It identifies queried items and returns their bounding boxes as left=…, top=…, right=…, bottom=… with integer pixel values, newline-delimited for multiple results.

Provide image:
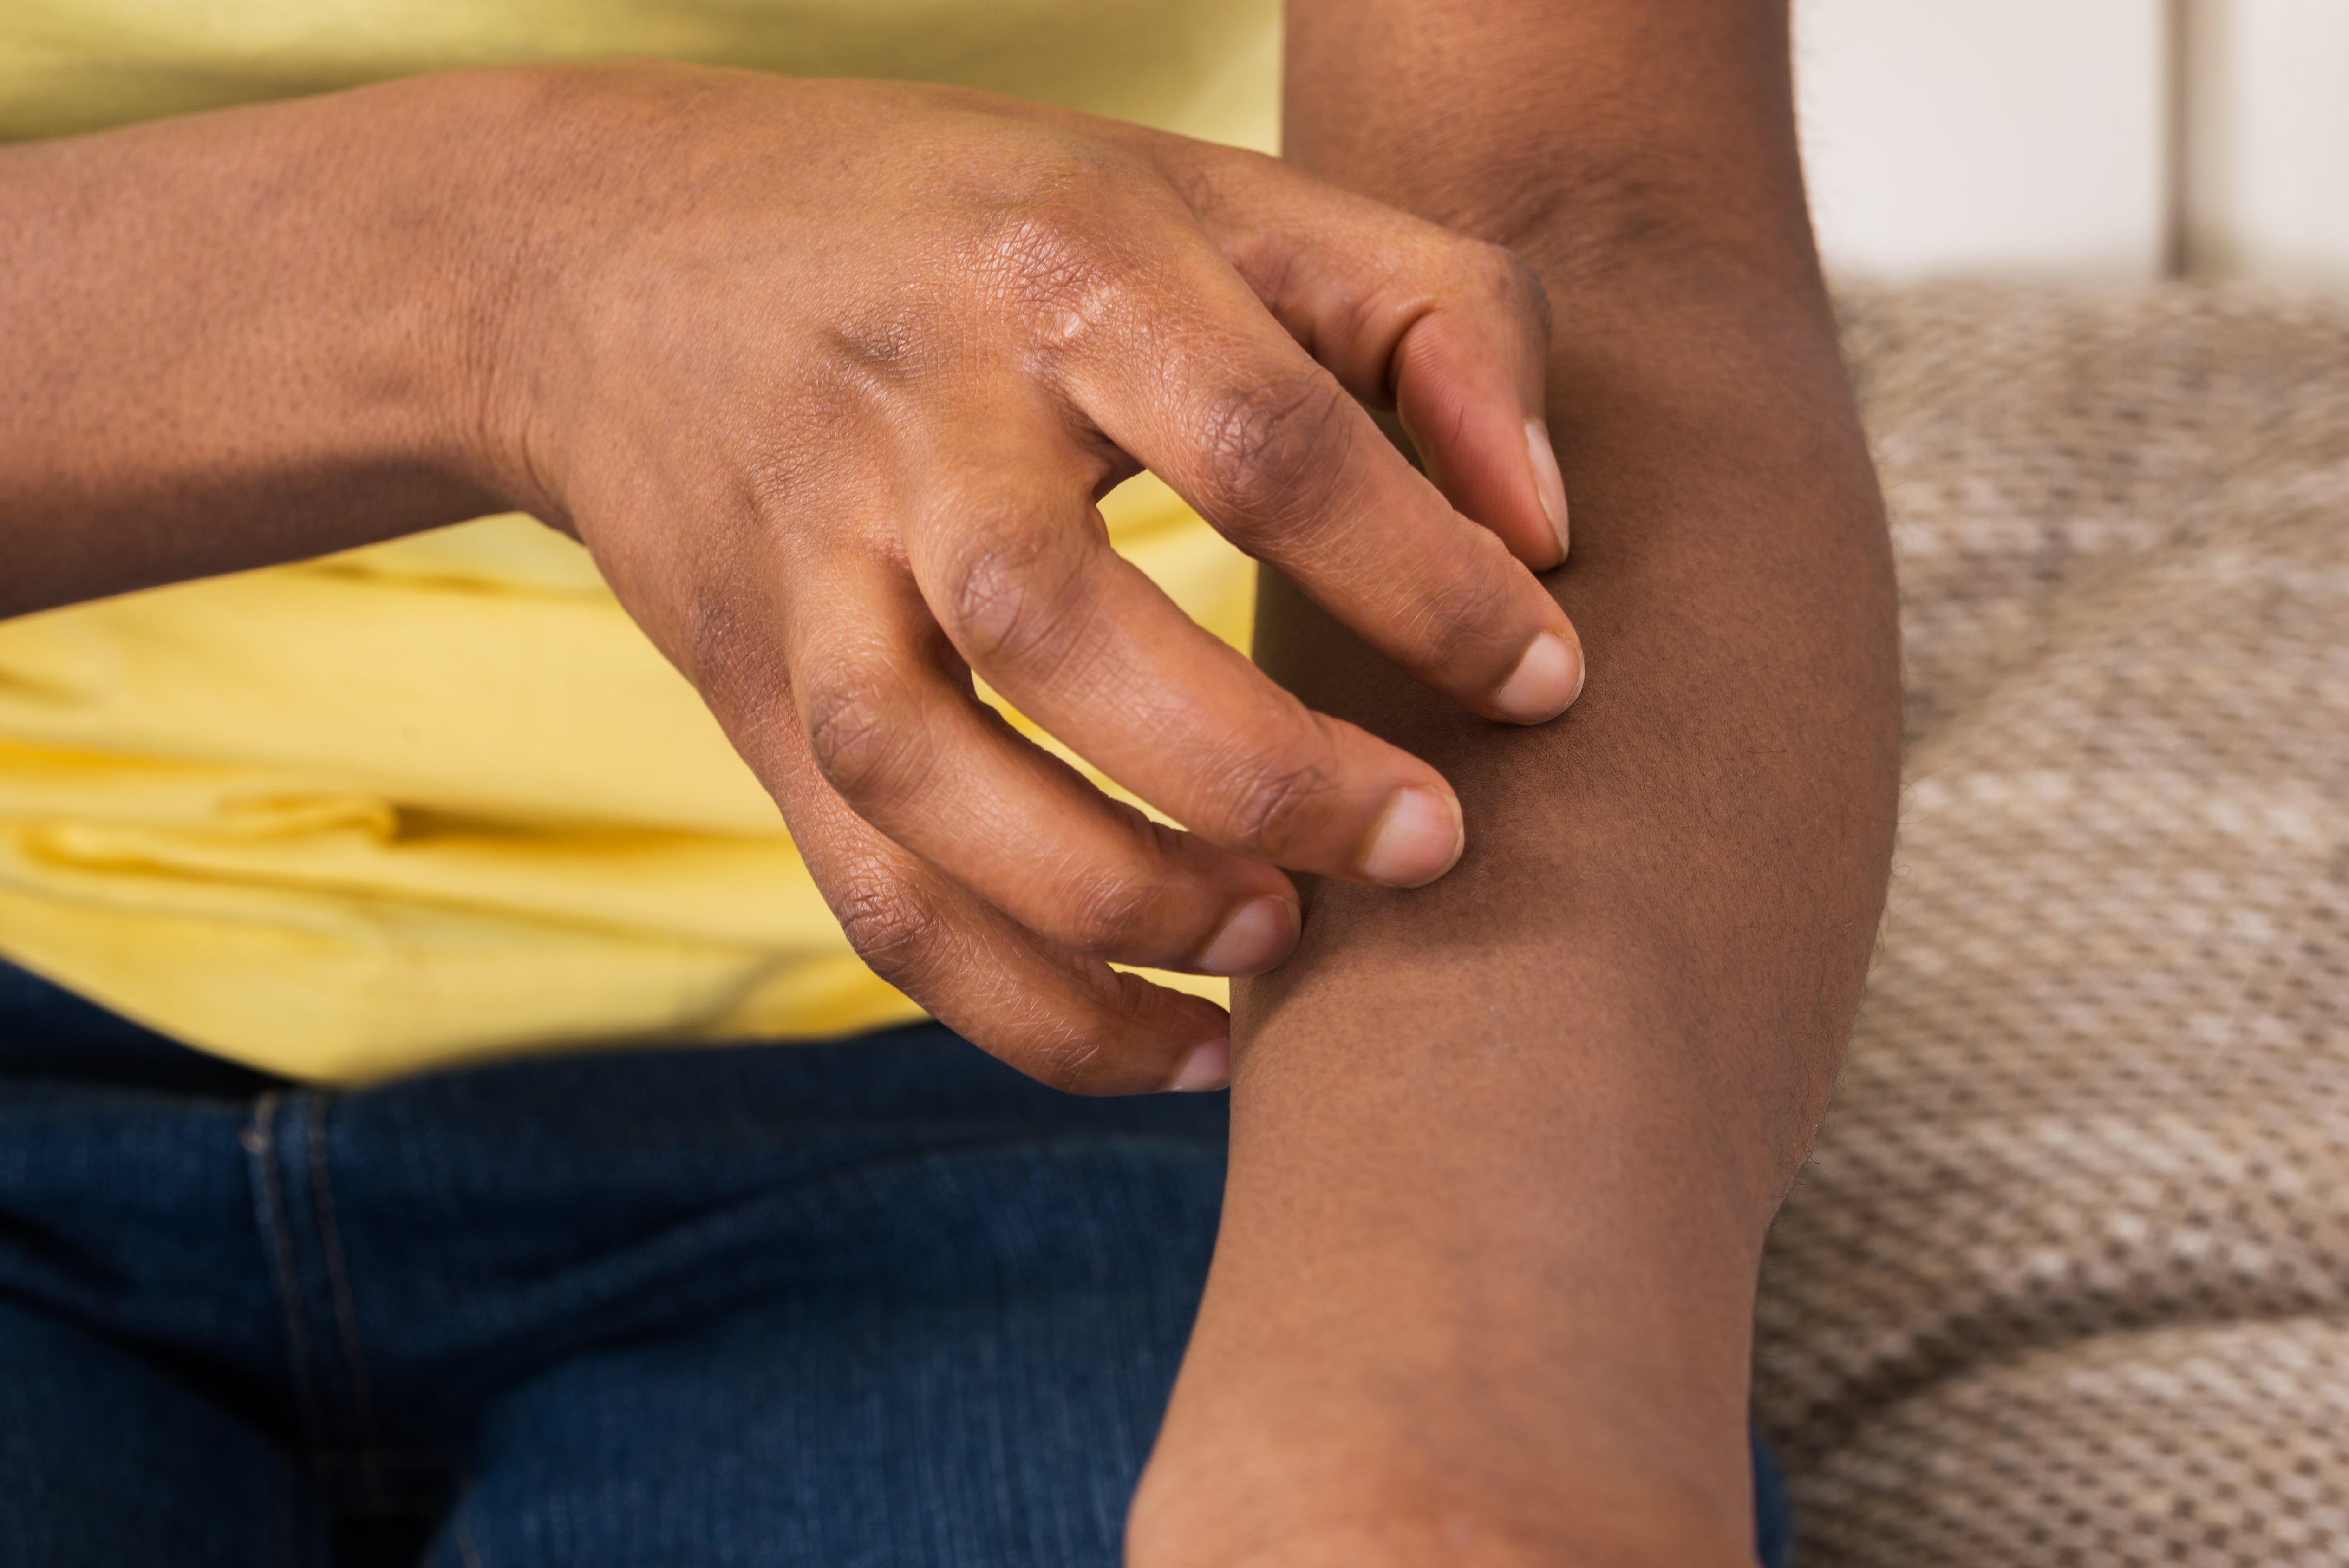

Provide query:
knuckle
left=1200, top=372, right=1354, bottom=531
left=1412, top=553, right=1521, bottom=668
left=828, top=863, right=940, bottom=984
left=799, top=657, right=921, bottom=801
left=685, top=578, right=779, bottom=712
left=1013, top=230, right=1128, bottom=345
left=1471, top=239, right=1553, bottom=338
left=820, top=295, right=934, bottom=382
left=933, top=520, right=1091, bottom=673
left=811, top=296, right=951, bottom=405
left=1222, top=745, right=1342, bottom=859
left=1057, top=869, right=1165, bottom=957
left=1018, top=1020, right=1112, bottom=1092
left=964, top=173, right=1138, bottom=350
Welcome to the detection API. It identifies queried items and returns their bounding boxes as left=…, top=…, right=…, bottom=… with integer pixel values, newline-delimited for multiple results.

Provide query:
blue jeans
left=0, top=960, right=1790, bottom=1566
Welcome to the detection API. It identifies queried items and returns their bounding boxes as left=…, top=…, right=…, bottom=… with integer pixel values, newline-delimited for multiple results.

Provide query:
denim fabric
left=0, top=960, right=1791, bottom=1567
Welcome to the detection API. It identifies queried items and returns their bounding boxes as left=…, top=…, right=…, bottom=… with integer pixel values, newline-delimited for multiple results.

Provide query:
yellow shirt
left=0, top=0, right=1271, bottom=1083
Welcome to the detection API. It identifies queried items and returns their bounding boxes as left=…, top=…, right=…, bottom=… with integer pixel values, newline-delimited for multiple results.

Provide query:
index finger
left=1059, top=234, right=1584, bottom=728
left=1143, top=138, right=1571, bottom=571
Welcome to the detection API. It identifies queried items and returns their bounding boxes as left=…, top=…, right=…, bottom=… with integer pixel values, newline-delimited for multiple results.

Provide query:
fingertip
left=1193, top=892, right=1302, bottom=976
left=1009, top=968, right=1233, bottom=1096
left=1490, top=629, right=1585, bottom=724
left=1524, top=419, right=1571, bottom=564
left=1164, top=1036, right=1231, bottom=1092
left=1357, top=784, right=1465, bottom=888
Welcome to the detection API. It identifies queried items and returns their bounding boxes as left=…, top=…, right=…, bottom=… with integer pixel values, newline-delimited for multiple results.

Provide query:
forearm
left=1216, top=303, right=1895, bottom=1520
left=1160, top=0, right=1899, bottom=1553
left=0, top=75, right=522, bottom=615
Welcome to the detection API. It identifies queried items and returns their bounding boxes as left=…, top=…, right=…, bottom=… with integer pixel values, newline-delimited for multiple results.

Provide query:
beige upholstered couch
left=1754, top=283, right=2349, bottom=1565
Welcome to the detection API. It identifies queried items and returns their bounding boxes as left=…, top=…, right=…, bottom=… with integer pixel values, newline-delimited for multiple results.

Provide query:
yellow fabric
left=0, top=2, right=1272, bottom=1082
left=0, top=0, right=1279, bottom=148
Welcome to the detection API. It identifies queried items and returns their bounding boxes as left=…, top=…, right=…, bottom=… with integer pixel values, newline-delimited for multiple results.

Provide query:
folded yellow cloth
left=0, top=487, right=1255, bottom=1082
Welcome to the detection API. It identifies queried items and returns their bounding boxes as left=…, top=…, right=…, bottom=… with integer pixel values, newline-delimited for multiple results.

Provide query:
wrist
left=379, top=65, right=590, bottom=525
left=252, top=69, right=542, bottom=516
left=1139, top=1216, right=1760, bottom=1566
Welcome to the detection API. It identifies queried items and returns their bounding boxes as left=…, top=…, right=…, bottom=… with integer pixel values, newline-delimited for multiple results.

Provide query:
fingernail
left=1525, top=419, right=1570, bottom=562
left=1167, top=1037, right=1230, bottom=1092
left=1194, top=894, right=1300, bottom=976
left=1358, top=785, right=1465, bottom=888
left=1491, top=630, right=1584, bottom=723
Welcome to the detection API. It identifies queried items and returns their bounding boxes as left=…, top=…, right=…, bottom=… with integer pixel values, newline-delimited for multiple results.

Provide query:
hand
left=471, top=64, right=1582, bottom=1091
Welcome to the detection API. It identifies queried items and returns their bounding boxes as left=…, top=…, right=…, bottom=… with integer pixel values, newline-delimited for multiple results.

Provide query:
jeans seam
left=242, top=1090, right=326, bottom=1445
left=453, top=1510, right=488, bottom=1568
left=274, top=1450, right=320, bottom=1568
left=306, top=1095, right=379, bottom=1447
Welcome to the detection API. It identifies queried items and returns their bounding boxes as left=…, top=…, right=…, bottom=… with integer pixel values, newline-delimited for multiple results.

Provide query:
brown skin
left=0, top=65, right=1585, bottom=1093
left=1, top=2, right=1899, bottom=1560
left=1129, top=1, right=1899, bottom=1564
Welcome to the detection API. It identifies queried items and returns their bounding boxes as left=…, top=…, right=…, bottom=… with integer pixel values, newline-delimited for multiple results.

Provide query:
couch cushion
left=1755, top=283, right=2349, bottom=1567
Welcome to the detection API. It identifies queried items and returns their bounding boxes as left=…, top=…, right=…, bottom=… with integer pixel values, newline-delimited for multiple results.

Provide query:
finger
left=689, top=593, right=1235, bottom=1096
left=1392, top=288, right=1573, bottom=569
left=778, top=525, right=1304, bottom=975
left=1054, top=235, right=1583, bottom=727
left=790, top=762, right=1236, bottom=1096
left=1147, top=144, right=1570, bottom=569
left=900, top=424, right=1466, bottom=889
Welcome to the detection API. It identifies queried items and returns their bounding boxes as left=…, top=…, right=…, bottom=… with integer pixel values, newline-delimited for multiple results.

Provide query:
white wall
left=1794, top=0, right=2349, bottom=285
left=2182, top=0, right=2349, bottom=283
left=1795, top=0, right=2168, bottom=281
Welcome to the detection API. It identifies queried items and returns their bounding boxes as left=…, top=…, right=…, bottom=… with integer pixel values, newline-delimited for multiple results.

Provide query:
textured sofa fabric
left=1754, top=284, right=2349, bottom=1566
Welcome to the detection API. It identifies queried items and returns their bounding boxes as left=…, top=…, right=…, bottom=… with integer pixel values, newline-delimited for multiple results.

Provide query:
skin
left=0, top=1, right=1900, bottom=1561
left=1130, top=1, right=1900, bottom=1563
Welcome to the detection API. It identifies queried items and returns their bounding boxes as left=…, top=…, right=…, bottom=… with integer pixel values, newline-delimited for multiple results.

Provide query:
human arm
left=0, top=64, right=1588, bottom=1088
left=1129, top=0, right=1900, bottom=1561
